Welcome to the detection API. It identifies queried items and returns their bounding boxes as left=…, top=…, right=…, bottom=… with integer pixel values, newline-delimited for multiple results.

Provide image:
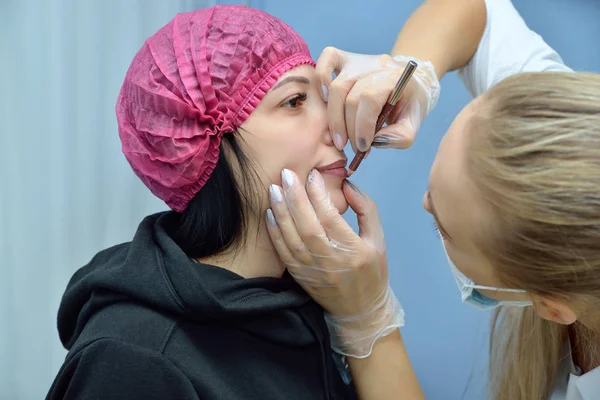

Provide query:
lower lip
left=318, top=167, right=347, bottom=178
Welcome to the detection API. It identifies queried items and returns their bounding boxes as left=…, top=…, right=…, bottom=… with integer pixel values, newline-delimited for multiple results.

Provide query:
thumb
left=316, top=47, right=348, bottom=102
left=373, top=102, right=423, bottom=149
left=343, top=180, right=385, bottom=251
left=374, top=119, right=417, bottom=150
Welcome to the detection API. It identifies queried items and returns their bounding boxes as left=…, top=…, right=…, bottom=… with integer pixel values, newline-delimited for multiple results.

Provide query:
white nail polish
left=269, top=184, right=283, bottom=202
left=281, top=169, right=294, bottom=188
left=308, top=169, right=323, bottom=186
left=266, top=209, right=276, bottom=225
left=334, top=133, right=344, bottom=150
left=321, top=84, right=329, bottom=102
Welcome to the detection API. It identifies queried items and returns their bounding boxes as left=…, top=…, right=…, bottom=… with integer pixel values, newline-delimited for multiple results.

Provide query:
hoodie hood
left=58, top=212, right=315, bottom=350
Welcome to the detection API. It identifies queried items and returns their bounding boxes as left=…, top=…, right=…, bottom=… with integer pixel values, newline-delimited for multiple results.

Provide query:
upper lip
left=316, top=158, right=347, bottom=171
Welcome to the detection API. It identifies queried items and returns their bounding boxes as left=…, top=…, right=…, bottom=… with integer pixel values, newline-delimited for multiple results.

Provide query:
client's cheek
left=286, top=165, right=313, bottom=183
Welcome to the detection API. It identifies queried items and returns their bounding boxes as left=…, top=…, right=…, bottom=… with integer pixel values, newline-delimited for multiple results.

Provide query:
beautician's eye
left=282, top=93, right=307, bottom=108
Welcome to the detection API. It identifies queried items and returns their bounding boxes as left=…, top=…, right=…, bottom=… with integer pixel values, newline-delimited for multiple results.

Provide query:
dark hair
left=167, top=131, right=262, bottom=259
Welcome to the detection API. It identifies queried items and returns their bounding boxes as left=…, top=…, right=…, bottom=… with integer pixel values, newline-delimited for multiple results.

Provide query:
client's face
left=240, top=64, right=349, bottom=214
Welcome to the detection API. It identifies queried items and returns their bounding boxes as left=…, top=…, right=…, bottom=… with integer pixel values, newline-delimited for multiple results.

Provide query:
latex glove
left=316, top=47, right=441, bottom=152
left=266, top=168, right=405, bottom=358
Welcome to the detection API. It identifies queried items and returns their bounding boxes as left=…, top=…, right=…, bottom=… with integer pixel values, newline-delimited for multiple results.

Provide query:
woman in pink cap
left=46, top=5, right=410, bottom=400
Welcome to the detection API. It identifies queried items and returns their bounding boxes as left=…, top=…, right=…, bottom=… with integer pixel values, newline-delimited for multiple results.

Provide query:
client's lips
left=316, top=159, right=348, bottom=178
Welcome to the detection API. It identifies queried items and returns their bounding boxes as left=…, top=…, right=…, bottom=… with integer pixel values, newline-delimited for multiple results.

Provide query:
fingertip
left=327, top=79, right=355, bottom=152
left=344, top=179, right=374, bottom=208
left=374, top=136, right=403, bottom=150
left=269, top=184, right=284, bottom=204
left=307, top=168, right=324, bottom=187
left=281, top=169, right=296, bottom=190
left=401, top=134, right=415, bottom=149
left=343, top=180, right=364, bottom=210
left=354, top=95, right=383, bottom=154
left=307, top=170, right=336, bottom=211
left=265, top=208, right=282, bottom=243
left=266, top=208, right=276, bottom=226
left=357, top=137, right=370, bottom=153
left=330, top=133, right=343, bottom=151
left=376, top=122, right=416, bottom=150
left=316, top=46, right=339, bottom=86
left=343, top=180, right=382, bottom=241
left=321, top=83, right=329, bottom=102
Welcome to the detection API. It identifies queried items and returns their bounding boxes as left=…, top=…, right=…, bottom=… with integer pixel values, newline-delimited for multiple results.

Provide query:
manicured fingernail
left=372, top=135, right=391, bottom=148
left=269, top=184, right=283, bottom=203
left=281, top=169, right=294, bottom=189
left=308, top=169, right=324, bottom=186
left=333, top=132, right=344, bottom=150
left=345, top=179, right=364, bottom=196
left=357, top=137, right=369, bottom=152
left=266, top=208, right=276, bottom=225
left=321, top=84, right=329, bottom=102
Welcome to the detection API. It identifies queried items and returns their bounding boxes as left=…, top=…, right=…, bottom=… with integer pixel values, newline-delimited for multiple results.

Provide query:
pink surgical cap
left=116, top=5, right=314, bottom=212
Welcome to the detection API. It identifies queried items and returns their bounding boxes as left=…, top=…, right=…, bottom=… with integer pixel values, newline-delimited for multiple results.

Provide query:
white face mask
left=441, top=239, right=533, bottom=311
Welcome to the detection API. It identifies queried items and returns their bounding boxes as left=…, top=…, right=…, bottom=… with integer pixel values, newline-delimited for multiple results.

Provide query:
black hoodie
left=46, top=212, right=357, bottom=400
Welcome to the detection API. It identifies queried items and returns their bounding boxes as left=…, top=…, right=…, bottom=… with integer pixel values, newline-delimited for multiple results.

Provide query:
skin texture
left=200, top=65, right=348, bottom=279
left=241, top=64, right=348, bottom=214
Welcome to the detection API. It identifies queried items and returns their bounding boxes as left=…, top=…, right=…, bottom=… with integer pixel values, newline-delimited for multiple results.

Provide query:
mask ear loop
left=441, top=240, right=528, bottom=294
left=468, top=283, right=527, bottom=293
left=439, top=238, right=529, bottom=302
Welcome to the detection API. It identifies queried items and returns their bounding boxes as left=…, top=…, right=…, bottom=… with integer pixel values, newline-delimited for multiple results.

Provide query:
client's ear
left=532, top=295, right=577, bottom=325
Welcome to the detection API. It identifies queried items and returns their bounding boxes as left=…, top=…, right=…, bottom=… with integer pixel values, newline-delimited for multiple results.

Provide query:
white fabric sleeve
left=458, top=0, right=573, bottom=98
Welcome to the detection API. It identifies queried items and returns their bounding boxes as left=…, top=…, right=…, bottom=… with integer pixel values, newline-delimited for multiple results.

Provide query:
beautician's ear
left=532, top=295, right=577, bottom=325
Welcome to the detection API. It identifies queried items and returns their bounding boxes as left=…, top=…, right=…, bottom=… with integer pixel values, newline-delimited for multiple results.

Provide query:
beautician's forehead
left=433, top=103, right=487, bottom=244
left=434, top=107, right=471, bottom=194
left=434, top=113, right=501, bottom=285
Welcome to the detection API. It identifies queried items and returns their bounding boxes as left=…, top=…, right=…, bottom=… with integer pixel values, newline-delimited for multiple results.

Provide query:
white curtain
left=0, top=1, right=224, bottom=398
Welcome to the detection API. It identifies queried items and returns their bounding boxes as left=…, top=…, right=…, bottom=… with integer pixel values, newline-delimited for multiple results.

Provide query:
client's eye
left=282, top=93, right=307, bottom=108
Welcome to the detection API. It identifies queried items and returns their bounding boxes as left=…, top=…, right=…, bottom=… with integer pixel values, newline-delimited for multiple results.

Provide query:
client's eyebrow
left=428, top=190, right=453, bottom=241
left=271, top=76, right=310, bottom=91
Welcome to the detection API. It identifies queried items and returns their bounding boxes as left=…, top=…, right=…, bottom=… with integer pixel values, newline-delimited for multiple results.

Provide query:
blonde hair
left=467, top=72, right=600, bottom=400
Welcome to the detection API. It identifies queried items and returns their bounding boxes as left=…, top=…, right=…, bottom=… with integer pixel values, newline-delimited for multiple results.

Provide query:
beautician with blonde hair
left=267, top=0, right=600, bottom=399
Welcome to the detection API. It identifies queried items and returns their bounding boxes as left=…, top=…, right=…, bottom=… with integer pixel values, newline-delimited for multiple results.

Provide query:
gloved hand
left=266, top=168, right=405, bottom=358
left=316, top=47, right=441, bottom=152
